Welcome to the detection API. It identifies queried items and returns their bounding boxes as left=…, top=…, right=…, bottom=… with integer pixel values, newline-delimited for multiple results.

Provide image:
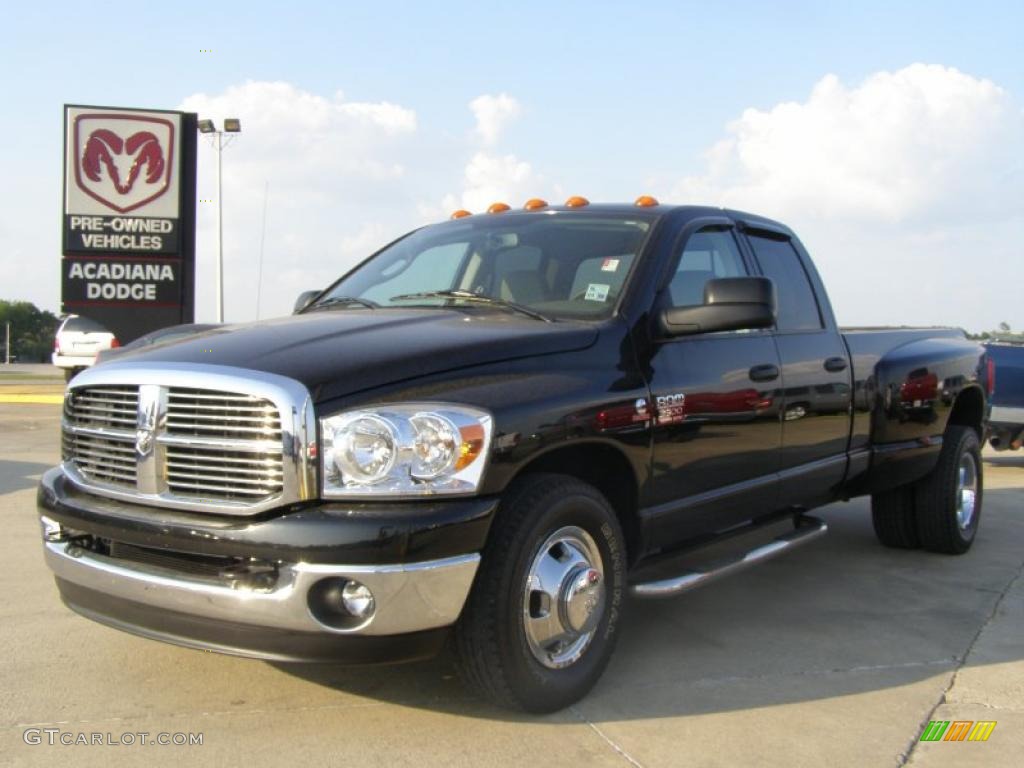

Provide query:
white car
left=52, top=315, right=119, bottom=381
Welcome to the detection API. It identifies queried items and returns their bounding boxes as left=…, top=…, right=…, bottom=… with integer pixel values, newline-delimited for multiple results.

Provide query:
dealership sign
left=62, top=257, right=181, bottom=304
left=62, top=105, right=197, bottom=342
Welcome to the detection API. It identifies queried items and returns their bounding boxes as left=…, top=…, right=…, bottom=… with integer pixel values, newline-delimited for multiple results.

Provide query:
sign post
left=62, top=105, right=197, bottom=344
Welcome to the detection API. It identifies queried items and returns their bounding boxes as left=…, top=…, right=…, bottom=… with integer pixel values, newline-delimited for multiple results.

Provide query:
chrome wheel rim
left=956, top=452, right=978, bottom=530
left=523, top=525, right=606, bottom=670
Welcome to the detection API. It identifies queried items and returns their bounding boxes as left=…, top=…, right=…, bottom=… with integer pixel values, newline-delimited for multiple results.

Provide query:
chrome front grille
left=166, top=388, right=283, bottom=441
left=165, top=445, right=284, bottom=500
left=60, top=367, right=315, bottom=516
left=61, top=432, right=137, bottom=487
left=63, top=385, right=138, bottom=429
left=62, top=386, right=140, bottom=489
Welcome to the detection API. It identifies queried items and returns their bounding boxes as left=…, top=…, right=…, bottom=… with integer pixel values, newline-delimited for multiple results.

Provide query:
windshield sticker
left=585, top=283, right=610, bottom=302
left=601, top=258, right=620, bottom=272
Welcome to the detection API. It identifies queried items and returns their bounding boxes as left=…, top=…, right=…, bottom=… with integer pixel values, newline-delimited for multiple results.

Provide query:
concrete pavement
left=2, top=402, right=1021, bottom=766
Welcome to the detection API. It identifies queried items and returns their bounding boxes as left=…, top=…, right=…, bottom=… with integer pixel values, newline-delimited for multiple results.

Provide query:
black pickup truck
left=38, top=199, right=991, bottom=712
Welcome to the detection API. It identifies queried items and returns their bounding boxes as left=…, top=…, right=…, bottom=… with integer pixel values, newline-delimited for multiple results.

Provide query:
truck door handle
left=824, top=357, right=848, bottom=372
left=749, top=364, right=780, bottom=382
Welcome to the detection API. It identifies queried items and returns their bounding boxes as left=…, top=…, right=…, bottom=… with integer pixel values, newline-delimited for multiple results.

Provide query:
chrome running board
left=630, top=516, right=828, bottom=598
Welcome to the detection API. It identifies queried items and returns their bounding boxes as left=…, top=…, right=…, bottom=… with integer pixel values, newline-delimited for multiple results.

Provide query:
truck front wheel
left=453, top=474, right=626, bottom=712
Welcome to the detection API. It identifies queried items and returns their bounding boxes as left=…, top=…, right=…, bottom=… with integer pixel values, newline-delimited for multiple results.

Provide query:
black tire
left=453, top=473, right=626, bottom=713
left=914, top=425, right=983, bottom=554
left=871, top=485, right=920, bottom=549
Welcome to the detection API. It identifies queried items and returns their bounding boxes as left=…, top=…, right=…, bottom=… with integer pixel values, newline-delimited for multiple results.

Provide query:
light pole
left=197, top=118, right=241, bottom=322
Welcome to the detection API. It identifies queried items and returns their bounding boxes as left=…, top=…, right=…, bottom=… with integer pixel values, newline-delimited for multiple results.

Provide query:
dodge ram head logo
left=73, top=114, right=175, bottom=214
left=135, top=390, right=161, bottom=459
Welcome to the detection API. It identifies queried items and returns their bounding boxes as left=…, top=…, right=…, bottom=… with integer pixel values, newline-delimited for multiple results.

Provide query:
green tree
left=0, top=300, right=60, bottom=362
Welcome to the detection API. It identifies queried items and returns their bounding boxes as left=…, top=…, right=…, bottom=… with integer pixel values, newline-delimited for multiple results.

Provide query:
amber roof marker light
left=523, top=198, right=548, bottom=210
left=634, top=195, right=659, bottom=207
left=450, top=209, right=472, bottom=219
left=487, top=202, right=511, bottom=214
left=564, top=196, right=590, bottom=208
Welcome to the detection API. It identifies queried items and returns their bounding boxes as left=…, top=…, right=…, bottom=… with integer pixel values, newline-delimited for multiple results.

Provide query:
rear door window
left=746, top=234, right=823, bottom=331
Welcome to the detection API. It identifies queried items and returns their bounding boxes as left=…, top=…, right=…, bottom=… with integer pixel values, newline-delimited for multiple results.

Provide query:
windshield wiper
left=307, top=296, right=380, bottom=311
left=389, top=290, right=552, bottom=322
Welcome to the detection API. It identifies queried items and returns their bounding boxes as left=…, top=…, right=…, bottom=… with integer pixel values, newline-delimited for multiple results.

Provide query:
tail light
left=986, top=356, right=995, bottom=396
left=53, top=338, right=60, bottom=353
left=110, top=338, right=121, bottom=349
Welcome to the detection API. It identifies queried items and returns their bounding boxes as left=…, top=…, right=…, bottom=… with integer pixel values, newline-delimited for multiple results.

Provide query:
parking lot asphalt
left=2, top=401, right=1021, bottom=767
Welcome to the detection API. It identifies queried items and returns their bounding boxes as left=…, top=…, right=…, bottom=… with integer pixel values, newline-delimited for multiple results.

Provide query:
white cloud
left=470, top=93, right=522, bottom=146
left=178, top=81, right=418, bottom=321
left=672, top=64, right=1019, bottom=222
left=445, top=151, right=539, bottom=213
left=668, top=64, right=1024, bottom=329
left=424, top=93, right=543, bottom=219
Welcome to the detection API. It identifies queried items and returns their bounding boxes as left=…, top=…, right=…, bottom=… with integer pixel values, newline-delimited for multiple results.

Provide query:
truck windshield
left=312, top=212, right=653, bottom=320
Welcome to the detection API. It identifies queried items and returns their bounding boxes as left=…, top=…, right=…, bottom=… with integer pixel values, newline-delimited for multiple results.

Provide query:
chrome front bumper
left=41, top=516, right=480, bottom=638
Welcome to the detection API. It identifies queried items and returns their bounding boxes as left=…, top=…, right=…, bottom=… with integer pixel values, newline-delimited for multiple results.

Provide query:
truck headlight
left=320, top=404, right=492, bottom=497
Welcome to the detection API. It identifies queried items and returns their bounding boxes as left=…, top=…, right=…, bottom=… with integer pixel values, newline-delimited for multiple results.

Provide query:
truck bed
left=841, top=326, right=976, bottom=454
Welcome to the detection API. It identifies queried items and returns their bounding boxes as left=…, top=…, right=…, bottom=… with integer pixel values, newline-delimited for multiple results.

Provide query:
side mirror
left=293, top=290, right=321, bottom=314
left=658, top=277, right=775, bottom=337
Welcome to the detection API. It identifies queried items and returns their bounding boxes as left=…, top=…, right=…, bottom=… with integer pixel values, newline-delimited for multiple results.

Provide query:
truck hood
left=109, top=309, right=599, bottom=403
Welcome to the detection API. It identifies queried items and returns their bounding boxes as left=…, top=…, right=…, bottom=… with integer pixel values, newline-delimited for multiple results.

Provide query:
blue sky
left=2, top=1, right=1022, bottom=328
